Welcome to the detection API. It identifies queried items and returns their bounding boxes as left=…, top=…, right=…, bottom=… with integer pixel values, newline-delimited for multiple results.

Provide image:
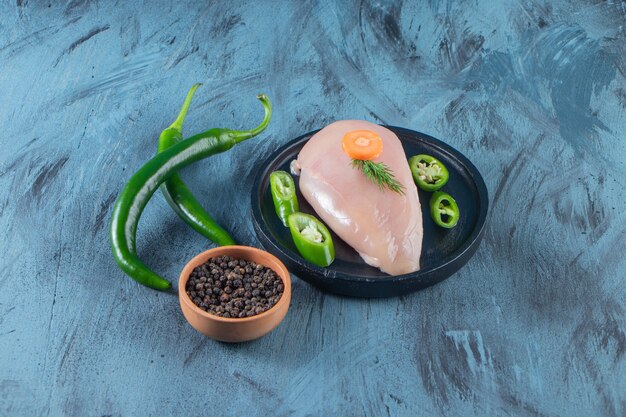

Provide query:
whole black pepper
left=186, top=255, right=284, bottom=318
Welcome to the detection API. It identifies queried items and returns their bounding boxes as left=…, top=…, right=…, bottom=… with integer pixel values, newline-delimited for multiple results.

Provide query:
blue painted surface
left=1, top=1, right=625, bottom=416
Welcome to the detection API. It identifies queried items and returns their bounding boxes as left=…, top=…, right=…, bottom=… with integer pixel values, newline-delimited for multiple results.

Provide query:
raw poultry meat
left=294, top=120, right=423, bottom=275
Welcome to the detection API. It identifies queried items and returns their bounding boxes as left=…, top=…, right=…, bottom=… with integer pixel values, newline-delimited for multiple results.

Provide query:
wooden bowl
left=178, top=246, right=291, bottom=342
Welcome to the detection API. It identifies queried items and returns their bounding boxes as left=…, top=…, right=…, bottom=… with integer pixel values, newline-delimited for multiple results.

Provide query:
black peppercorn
left=185, top=256, right=284, bottom=319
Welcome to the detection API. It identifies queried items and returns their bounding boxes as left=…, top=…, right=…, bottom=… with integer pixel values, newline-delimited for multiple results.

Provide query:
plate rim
left=251, top=125, right=489, bottom=284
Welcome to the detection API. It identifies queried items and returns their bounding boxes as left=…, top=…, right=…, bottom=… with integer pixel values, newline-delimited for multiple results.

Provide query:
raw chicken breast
left=295, top=120, right=423, bottom=275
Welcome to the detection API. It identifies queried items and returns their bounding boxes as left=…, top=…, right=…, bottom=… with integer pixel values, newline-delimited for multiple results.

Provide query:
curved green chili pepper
left=429, top=191, right=459, bottom=229
left=287, top=212, right=335, bottom=267
left=270, top=170, right=299, bottom=226
left=409, top=154, right=449, bottom=191
left=158, top=84, right=236, bottom=246
left=111, top=94, right=272, bottom=290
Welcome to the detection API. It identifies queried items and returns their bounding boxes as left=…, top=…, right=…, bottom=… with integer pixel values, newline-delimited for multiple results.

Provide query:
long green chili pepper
left=110, top=94, right=272, bottom=290
left=158, top=84, right=236, bottom=246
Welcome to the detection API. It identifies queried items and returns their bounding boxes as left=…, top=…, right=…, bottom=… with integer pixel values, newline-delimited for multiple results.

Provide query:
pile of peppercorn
left=186, top=256, right=284, bottom=318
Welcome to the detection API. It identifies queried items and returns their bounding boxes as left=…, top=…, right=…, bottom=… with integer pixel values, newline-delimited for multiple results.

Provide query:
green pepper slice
left=409, top=154, right=449, bottom=191
left=287, top=212, right=335, bottom=267
left=429, top=191, right=459, bottom=229
left=270, top=171, right=299, bottom=226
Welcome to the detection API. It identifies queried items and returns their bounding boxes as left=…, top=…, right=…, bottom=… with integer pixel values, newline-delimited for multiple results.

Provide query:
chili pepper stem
left=230, top=94, right=272, bottom=143
left=167, top=83, right=202, bottom=132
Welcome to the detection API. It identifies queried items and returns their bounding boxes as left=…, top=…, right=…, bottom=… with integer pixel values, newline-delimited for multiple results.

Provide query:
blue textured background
left=1, top=1, right=625, bottom=416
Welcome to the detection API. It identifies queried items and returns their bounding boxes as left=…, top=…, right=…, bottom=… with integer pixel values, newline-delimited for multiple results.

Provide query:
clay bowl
left=179, top=246, right=291, bottom=343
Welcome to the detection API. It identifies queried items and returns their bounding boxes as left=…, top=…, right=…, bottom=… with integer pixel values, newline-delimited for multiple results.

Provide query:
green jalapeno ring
left=409, top=154, right=449, bottom=191
left=429, top=191, right=460, bottom=229
left=270, top=171, right=299, bottom=227
left=287, top=212, right=335, bottom=267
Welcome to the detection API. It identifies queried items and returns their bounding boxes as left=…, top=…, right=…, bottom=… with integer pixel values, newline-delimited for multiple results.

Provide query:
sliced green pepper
left=429, top=191, right=460, bottom=229
left=287, top=212, right=335, bottom=267
left=409, top=154, right=449, bottom=191
left=270, top=170, right=299, bottom=226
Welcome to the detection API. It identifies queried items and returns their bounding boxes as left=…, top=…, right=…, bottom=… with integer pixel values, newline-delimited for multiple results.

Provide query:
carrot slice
left=342, top=130, right=383, bottom=160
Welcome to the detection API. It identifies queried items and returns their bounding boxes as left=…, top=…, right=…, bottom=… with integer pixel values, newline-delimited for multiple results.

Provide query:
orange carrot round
left=342, top=130, right=383, bottom=160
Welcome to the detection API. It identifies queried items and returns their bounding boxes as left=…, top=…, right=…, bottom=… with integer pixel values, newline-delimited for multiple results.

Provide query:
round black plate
left=251, top=126, right=489, bottom=297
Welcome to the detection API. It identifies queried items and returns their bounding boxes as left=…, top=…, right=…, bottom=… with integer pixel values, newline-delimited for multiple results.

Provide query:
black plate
left=251, top=126, right=488, bottom=297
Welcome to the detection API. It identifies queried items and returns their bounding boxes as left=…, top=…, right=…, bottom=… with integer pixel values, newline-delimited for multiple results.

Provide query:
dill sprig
left=351, top=159, right=405, bottom=195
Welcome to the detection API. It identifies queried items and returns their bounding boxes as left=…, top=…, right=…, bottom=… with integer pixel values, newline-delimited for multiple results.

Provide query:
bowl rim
left=178, top=245, right=291, bottom=323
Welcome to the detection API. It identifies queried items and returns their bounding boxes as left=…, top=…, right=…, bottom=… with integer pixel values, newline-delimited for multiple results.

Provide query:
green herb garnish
left=351, top=159, right=405, bottom=195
